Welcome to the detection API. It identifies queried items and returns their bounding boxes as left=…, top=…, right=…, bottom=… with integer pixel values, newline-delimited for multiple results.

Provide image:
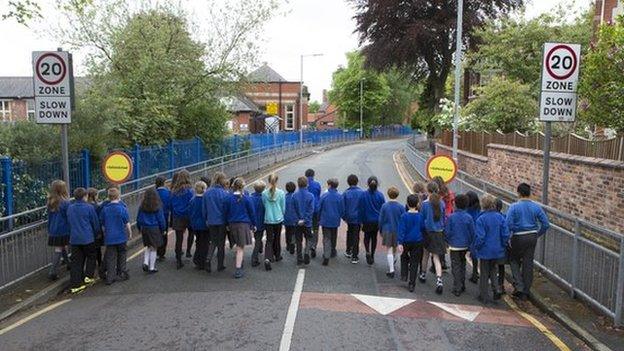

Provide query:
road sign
left=102, top=151, right=133, bottom=184
left=426, top=155, right=458, bottom=184
left=32, top=51, right=73, bottom=124
left=266, top=101, right=278, bottom=116
left=539, top=43, right=581, bottom=122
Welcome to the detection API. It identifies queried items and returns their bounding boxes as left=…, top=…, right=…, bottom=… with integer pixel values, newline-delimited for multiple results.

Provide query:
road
left=0, top=139, right=589, bottom=350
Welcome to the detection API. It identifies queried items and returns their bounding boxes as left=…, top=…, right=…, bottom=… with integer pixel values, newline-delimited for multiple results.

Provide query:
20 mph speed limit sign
left=539, top=43, right=581, bottom=122
left=32, top=51, right=74, bottom=124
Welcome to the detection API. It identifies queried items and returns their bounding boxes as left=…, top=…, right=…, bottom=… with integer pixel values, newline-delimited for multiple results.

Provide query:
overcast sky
left=0, top=0, right=591, bottom=102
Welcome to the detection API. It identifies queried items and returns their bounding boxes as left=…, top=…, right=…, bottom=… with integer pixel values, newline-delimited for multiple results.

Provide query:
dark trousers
left=346, top=223, right=361, bottom=258
left=498, top=264, right=506, bottom=289
left=157, top=231, right=168, bottom=258
left=208, top=225, right=227, bottom=269
left=175, top=229, right=186, bottom=259
left=272, top=224, right=282, bottom=259
left=322, top=227, right=338, bottom=259
left=285, top=226, right=296, bottom=252
left=363, top=228, right=377, bottom=256
left=296, top=226, right=312, bottom=260
left=470, top=256, right=479, bottom=279
left=479, top=258, right=501, bottom=302
left=450, top=250, right=468, bottom=292
left=310, top=213, right=320, bottom=251
left=265, top=223, right=282, bottom=261
left=186, top=230, right=195, bottom=254
left=192, top=230, right=210, bottom=268
left=402, top=242, right=423, bottom=285
left=105, top=243, right=127, bottom=283
left=510, top=233, right=537, bottom=295
left=70, top=243, right=96, bottom=288
left=252, top=229, right=265, bottom=263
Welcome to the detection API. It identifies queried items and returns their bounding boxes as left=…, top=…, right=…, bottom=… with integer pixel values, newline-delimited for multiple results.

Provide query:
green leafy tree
left=463, top=76, right=538, bottom=133
left=309, top=101, right=321, bottom=113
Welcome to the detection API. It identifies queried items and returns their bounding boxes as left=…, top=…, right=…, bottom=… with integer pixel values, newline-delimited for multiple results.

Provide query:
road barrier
left=403, top=138, right=624, bottom=326
left=0, top=136, right=363, bottom=291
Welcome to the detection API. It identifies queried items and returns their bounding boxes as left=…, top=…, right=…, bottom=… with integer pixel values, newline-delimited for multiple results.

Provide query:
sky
left=0, top=0, right=591, bottom=103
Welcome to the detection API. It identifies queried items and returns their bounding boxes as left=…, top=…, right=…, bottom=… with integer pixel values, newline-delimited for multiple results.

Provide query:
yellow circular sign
left=426, top=155, right=458, bottom=184
left=102, top=151, right=133, bottom=184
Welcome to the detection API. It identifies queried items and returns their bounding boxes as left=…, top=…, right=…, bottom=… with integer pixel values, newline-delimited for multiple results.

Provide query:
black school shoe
left=310, top=249, right=316, bottom=259
left=469, top=274, right=479, bottom=284
left=142, top=264, right=149, bottom=272
left=288, top=244, right=295, bottom=255
left=264, top=260, right=272, bottom=271
left=452, top=290, right=461, bottom=297
left=400, top=274, right=408, bottom=282
left=386, top=272, right=395, bottom=279
left=148, top=269, right=158, bottom=274
left=185, top=251, right=192, bottom=258
left=252, top=260, right=260, bottom=267
left=322, top=258, right=329, bottom=266
left=351, top=256, right=359, bottom=264
left=304, top=254, right=310, bottom=265
left=275, top=256, right=283, bottom=262
left=176, top=259, right=184, bottom=269
left=366, top=254, right=373, bottom=265
left=408, top=283, right=415, bottom=292
left=331, top=249, right=337, bottom=258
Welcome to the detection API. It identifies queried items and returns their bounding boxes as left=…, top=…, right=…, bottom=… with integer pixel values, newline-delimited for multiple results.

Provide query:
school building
left=0, top=77, right=37, bottom=122
left=595, top=0, right=623, bottom=26
left=307, top=90, right=339, bottom=130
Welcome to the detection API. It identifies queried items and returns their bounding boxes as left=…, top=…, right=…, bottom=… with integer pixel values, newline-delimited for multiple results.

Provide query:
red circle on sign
left=545, top=45, right=577, bottom=80
left=35, top=53, right=67, bottom=85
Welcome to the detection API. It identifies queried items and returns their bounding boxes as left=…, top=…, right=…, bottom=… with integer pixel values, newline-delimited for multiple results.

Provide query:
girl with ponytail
left=419, top=182, right=448, bottom=294
left=262, top=174, right=286, bottom=268
left=224, top=177, right=256, bottom=278
left=358, top=176, right=386, bottom=265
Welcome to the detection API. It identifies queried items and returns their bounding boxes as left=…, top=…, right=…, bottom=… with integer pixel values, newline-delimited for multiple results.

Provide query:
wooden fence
left=440, top=130, right=624, bottom=161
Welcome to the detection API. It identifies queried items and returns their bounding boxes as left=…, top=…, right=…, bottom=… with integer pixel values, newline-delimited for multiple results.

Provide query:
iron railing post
left=1, top=156, right=14, bottom=230
left=132, top=144, right=140, bottom=189
left=615, top=237, right=624, bottom=326
left=570, top=219, right=580, bottom=297
left=81, top=149, right=91, bottom=189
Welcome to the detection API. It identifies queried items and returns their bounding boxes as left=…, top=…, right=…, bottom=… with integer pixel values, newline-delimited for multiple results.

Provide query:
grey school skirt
left=142, top=227, right=163, bottom=248
left=425, top=231, right=447, bottom=256
left=381, top=232, right=398, bottom=247
left=229, top=223, right=252, bottom=247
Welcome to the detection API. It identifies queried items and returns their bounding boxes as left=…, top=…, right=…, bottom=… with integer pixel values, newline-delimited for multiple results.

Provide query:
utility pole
left=359, top=78, right=364, bottom=139
left=452, top=0, right=464, bottom=160
left=299, top=53, right=323, bottom=146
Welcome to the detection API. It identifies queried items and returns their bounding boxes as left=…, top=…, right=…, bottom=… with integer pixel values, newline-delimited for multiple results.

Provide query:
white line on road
left=0, top=299, right=71, bottom=336
left=279, top=268, right=306, bottom=351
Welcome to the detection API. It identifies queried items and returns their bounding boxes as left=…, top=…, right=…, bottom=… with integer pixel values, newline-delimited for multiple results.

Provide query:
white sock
left=143, top=250, right=150, bottom=266
left=149, top=250, right=157, bottom=270
left=387, top=253, right=395, bottom=273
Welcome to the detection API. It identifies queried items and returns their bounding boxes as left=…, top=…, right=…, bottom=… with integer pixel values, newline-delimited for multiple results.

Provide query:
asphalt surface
left=0, top=140, right=590, bottom=351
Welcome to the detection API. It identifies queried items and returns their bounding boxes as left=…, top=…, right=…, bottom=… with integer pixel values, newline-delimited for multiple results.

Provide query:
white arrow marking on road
left=351, top=294, right=415, bottom=315
left=427, top=301, right=482, bottom=322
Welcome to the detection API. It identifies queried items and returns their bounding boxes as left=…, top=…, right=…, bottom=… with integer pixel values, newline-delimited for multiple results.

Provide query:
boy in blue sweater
left=294, top=176, right=315, bottom=265
left=67, top=187, right=100, bottom=294
left=359, top=176, right=386, bottom=265
left=204, top=172, right=229, bottom=273
left=100, top=187, right=132, bottom=285
left=505, top=183, right=550, bottom=300
left=445, top=194, right=475, bottom=296
left=319, top=178, right=344, bottom=266
left=342, top=174, right=363, bottom=263
left=190, top=181, right=210, bottom=270
left=475, top=195, right=511, bottom=304
left=250, top=181, right=267, bottom=268
left=398, top=195, right=426, bottom=292
left=379, top=186, right=405, bottom=278
left=305, top=169, right=322, bottom=259
left=155, top=176, right=171, bottom=261
left=284, top=182, right=298, bottom=255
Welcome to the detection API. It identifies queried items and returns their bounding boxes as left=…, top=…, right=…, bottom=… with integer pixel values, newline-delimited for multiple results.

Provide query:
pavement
left=0, top=139, right=595, bottom=350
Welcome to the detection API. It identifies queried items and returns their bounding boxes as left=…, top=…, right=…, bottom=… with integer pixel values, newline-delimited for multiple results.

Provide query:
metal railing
left=403, top=139, right=624, bottom=326
left=0, top=136, right=359, bottom=291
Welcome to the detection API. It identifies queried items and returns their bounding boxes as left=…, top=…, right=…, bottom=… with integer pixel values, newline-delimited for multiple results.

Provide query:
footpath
left=398, top=145, right=624, bottom=351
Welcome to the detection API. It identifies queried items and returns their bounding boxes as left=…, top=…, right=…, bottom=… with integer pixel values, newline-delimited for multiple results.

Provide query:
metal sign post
left=539, top=42, right=581, bottom=204
left=32, top=48, right=74, bottom=186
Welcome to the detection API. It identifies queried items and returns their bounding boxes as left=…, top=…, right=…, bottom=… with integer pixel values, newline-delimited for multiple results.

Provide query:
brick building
left=0, top=77, right=37, bottom=122
left=222, top=94, right=262, bottom=133
left=307, top=89, right=339, bottom=130
left=595, top=0, right=623, bottom=26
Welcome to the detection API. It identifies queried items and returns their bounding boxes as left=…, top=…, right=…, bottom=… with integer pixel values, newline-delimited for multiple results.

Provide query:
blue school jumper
left=157, top=187, right=172, bottom=226
left=189, top=195, right=208, bottom=231
left=67, top=200, right=99, bottom=245
left=397, top=212, right=426, bottom=244
left=293, top=187, right=314, bottom=227
left=319, top=188, right=344, bottom=228
left=137, top=208, right=167, bottom=232
left=420, top=199, right=446, bottom=232
left=307, top=177, right=322, bottom=214
left=358, top=190, right=385, bottom=225
left=99, top=202, right=130, bottom=246
left=224, top=193, right=256, bottom=226
left=250, top=191, right=265, bottom=232
left=445, top=210, right=475, bottom=250
left=203, top=185, right=228, bottom=226
left=379, top=201, right=405, bottom=234
left=342, top=186, right=363, bottom=224
left=284, top=192, right=298, bottom=227
left=474, top=211, right=510, bottom=260
left=170, top=188, right=193, bottom=219
left=505, top=200, right=550, bottom=236
left=48, top=200, right=70, bottom=238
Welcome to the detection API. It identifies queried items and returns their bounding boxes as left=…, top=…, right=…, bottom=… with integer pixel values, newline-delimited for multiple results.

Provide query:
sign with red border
left=539, top=42, right=581, bottom=122
left=426, top=155, right=458, bottom=184
left=102, top=151, right=133, bottom=184
left=32, top=51, right=73, bottom=124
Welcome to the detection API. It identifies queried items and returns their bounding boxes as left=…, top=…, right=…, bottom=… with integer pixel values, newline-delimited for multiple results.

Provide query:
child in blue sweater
left=379, top=186, right=405, bottom=278
left=342, top=174, right=363, bottom=263
left=466, top=191, right=481, bottom=284
left=190, top=181, right=209, bottom=270
left=155, top=176, right=171, bottom=261
left=359, top=176, right=386, bottom=266
left=204, top=172, right=229, bottom=273
left=170, top=170, right=194, bottom=269
left=319, top=178, right=344, bottom=266
left=224, top=178, right=256, bottom=278
left=284, top=182, right=298, bottom=255
left=305, top=169, right=322, bottom=259
left=67, top=187, right=100, bottom=293
left=137, top=188, right=166, bottom=274
left=398, top=195, right=426, bottom=292
left=100, top=187, right=132, bottom=285
left=294, top=176, right=315, bottom=265
left=46, top=180, right=70, bottom=281
left=250, top=181, right=267, bottom=269
left=420, top=182, right=447, bottom=294
left=475, top=195, right=511, bottom=304
left=445, top=194, right=475, bottom=296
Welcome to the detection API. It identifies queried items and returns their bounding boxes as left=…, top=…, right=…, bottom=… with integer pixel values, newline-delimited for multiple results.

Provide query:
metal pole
left=299, top=55, right=304, bottom=147
left=359, top=79, right=364, bottom=139
left=570, top=219, right=580, bottom=298
left=452, top=0, right=464, bottom=160
left=57, top=48, right=71, bottom=187
left=542, top=122, right=552, bottom=205
left=615, top=235, right=624, bottom=326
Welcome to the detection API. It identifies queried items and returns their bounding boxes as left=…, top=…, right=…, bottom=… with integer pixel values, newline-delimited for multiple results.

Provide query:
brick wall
left=436, top=143, right=624, bottom=233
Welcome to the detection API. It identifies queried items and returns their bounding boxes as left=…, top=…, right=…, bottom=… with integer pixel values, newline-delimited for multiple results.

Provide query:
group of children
left=46, top=166, right=550, bottom=303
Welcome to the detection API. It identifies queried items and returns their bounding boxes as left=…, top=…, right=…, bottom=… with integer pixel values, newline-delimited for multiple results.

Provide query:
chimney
left=322, top=89, right=328, bottom=104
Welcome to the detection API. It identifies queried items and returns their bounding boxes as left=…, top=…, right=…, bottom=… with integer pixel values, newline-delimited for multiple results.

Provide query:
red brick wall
left=7, top=100, right=28, bottom=121
left=436, top=143, right=624, bottom=233
left=243, top=82, right=307, bottom=131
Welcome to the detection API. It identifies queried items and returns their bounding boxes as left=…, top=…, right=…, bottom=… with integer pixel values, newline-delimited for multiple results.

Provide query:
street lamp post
left=452, top=0, right=464, bottom=160
left=299, top=53, right=323, bottom=146
left=359, top=78, right=364, bottom=139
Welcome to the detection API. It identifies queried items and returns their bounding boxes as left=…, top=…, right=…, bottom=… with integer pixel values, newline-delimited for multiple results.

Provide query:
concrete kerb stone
left=0, top=140, right=361, bottom=324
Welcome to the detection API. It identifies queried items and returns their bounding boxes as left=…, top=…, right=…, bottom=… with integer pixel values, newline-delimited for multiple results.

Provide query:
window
left=27, top=100, right=36, bottom=121
left=285, top=104, right=295, bottom=130
left=0, top=100, right=10, bottom=122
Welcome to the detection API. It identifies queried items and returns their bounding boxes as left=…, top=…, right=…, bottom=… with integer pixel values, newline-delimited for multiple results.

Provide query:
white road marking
left=279, top=269, right=306, bottom=351
left=428, top=301, right=482, bottom=322
left=351, top=294, right=415, bottom=316
left=0, top=299, right=71, bottom=336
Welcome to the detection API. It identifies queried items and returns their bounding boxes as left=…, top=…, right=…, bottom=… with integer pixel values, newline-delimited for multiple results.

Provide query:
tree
left=579, top=20, right=624, bottom=133
left=309, top=101, right=321, bottom=113
left=328, top=52, right=391, bottom=129
left=351, top=0, right=522, bottom=123
left=463, top=76, right=538, bottom=133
